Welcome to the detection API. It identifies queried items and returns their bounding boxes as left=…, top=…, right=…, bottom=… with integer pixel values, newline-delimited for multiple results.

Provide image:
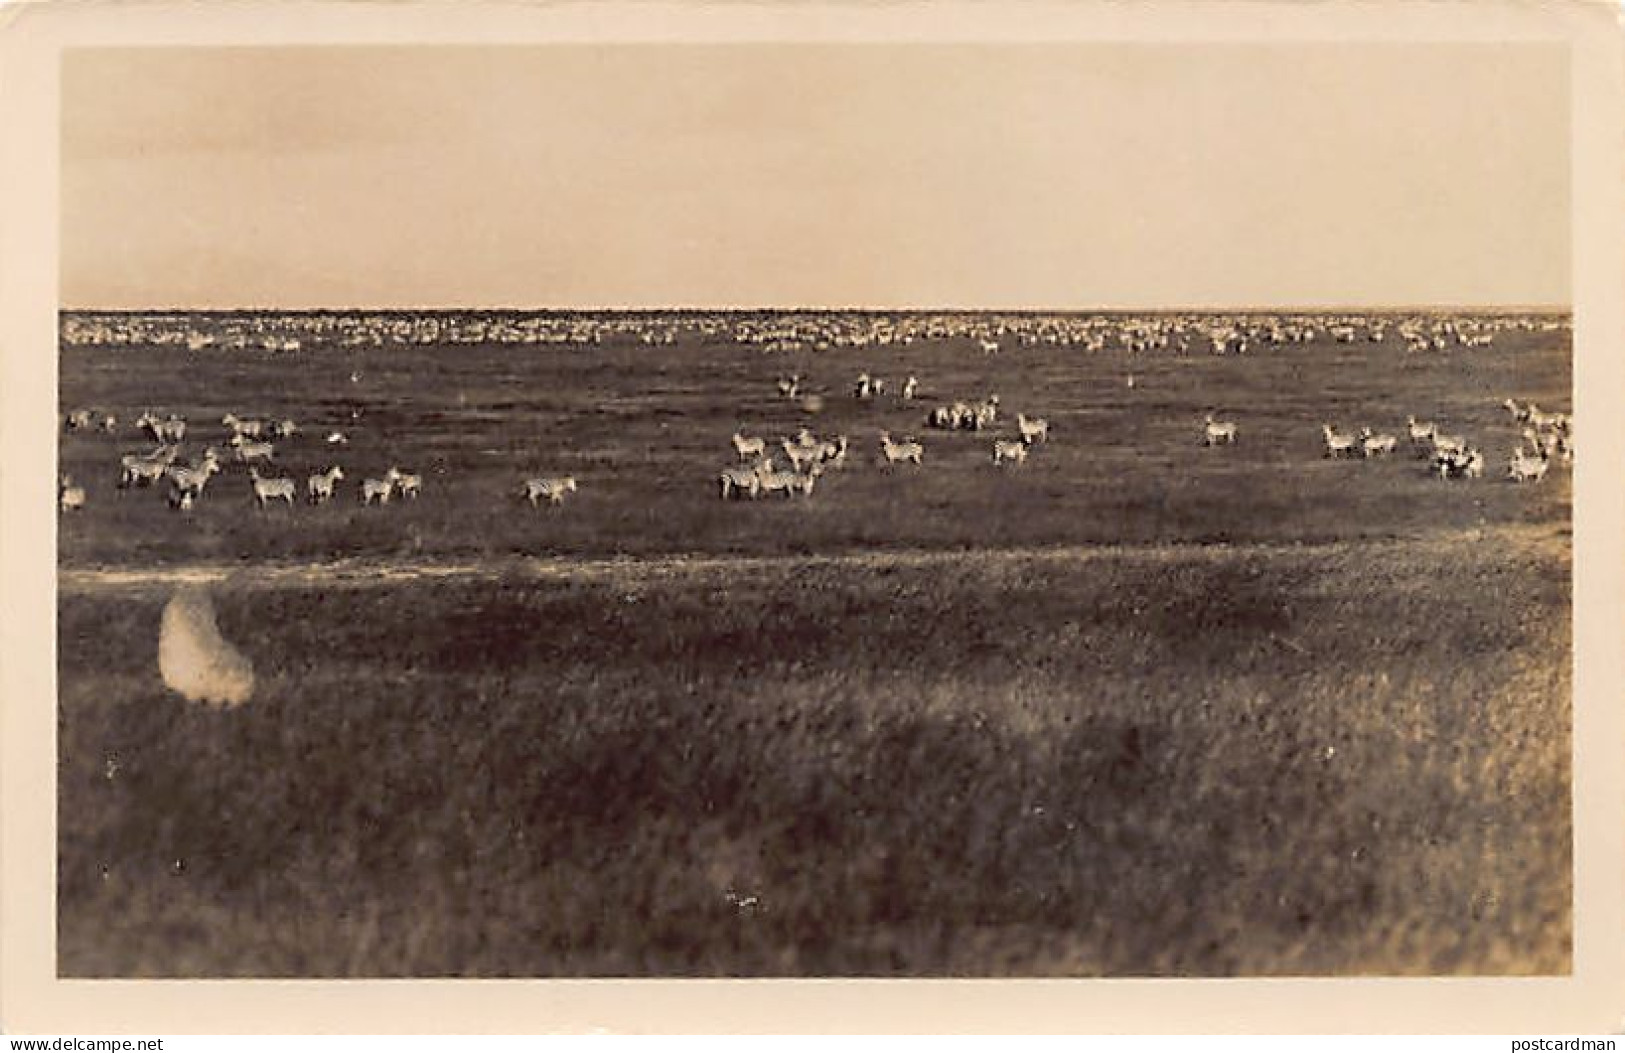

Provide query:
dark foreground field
left=59, top=528, right=1570, bottom=977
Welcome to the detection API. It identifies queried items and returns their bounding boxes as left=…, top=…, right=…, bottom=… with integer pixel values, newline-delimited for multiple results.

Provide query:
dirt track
left=57, top=522, right=1569, bottom=594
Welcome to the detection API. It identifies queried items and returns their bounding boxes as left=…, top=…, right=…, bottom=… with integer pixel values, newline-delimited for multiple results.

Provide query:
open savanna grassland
left=58, top=531, right=1569, bottom=976
left=56, top=313, right=1572, bottom=976
left=58, top=316, right=1570, bottom=563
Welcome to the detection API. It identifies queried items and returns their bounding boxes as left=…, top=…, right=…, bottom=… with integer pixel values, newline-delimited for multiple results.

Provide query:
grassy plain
left=56, top=316, right=1572, bottom=976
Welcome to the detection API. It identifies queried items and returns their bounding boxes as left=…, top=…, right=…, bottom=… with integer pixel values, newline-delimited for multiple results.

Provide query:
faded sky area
left=60, top=45, right=1570, bottom=310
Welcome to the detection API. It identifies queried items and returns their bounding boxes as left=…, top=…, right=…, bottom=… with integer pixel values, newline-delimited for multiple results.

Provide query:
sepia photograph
left=6, top=0, right=1623, bottom=1035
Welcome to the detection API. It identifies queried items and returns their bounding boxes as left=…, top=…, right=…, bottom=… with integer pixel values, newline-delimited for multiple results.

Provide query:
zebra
left=270, top=419, right=299, bottom=440
left=1017, top=414, right=1050, bottom=444
left=1321, top=424, right=1358, bottom=458
left=814, top=435, right=849, bottom=468
left=776, top=374, right=802, bottom=400
left=99, top=414, right=118, bottom=433
left=1359, top=428, right=1397, bottom=458
left=1406, top=415, right=1437, bottom=449
left=394, top=470, right=423, bottom=499
left=780, top=440, right=821, bottom=474
left=248, top=468, right=297, bottom=508
left=993, top=438, right=1029, bottom=466
left=230, top=433, right=276, bottom=465
left=1203, top=414, right=1238, bottom=446
left=978, top=338, right=1000, bottom=356
left=1430, top=431, right=1467, bottom=459
left=360, top=474, right=394, bottom=507
left=719, top=465, right=762, bottom=500
left=222, top=413, right=268, bottom=440
left=1432, top=445, right=1477, bottom=480
left=731, top=432, right=767, bottom=462
left=306, top=466, right=345, bottom=504
left=326, top=430, right=350, bottom=447
left=63, top=409, right=94, bottom=431
left=522, top=475, right=577, bottom=507
left=58, top=475, right=86, bottom=513
left=138, top=412, right=187, bottom=445
left=879, top=432, right=924, bottom=466
left=165, top=451, right=221, bottom=500
left=756, top=465, right=811, bottom=498
left=119, top=446, right=181, bottom=489
left=1508, top=447, right=1550, bottom=483
left=901, top=376, right=918, bottom=401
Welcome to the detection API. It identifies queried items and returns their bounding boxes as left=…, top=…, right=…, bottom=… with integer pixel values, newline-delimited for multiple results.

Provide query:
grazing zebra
left=119, top=446, right=181, bottom=489
left=814, top=435, right=849, bottom=468
left=756, top=465, right=812, bottom=498
left=731, top=432, right=767, bottom=462
left=993, top=438, right=1028, bottom=466
left=248, top=468, right=297, bottom=508
left=222, top=413, right=268, bottom=440
left=231, top=436, right=276, bottom=465
left=1430, top=431, right=1467, bottom=459
left=901, top=376, right=918, bottom=401
left=855, top=372, right=876, bottom=399
left=1321, top=424, right=1358, bottom=458
left=1203, top=414, right=1238, bottom=446
left=879, top=432, right=924, bottom=466
left=138, top=412, right=187, bottom=445
left=394, top=470, right=422, bottom=499
left=776, top=374, right=802, bottom=400
left=974, top=395, right=1000, bottom=430
left=58, top=475, right=86, bottom=513
left=100, top=414, right=118, bottom=433
left=1359, top=428, right=1397, bottom=458
left=1508, top=447, right=1550, bottom=483
left=522, top=475, right=577, bottom=507
left=719, top=465, right=762, bottom=500
left=165, top=452, right=221, bottom=499
left=306, top=466, right=345, bottom=504
left=64, top=409, right=94, bottom=431
left=780, top=440, right=821, bottom=473
left=1016, top=414, right=1050, bottom=444
left=1526, top=405, right=1566, bottom=432
left=271, top=419, right=299, bottom=440
left=1434, top=446, right=1482, bottom=480
left=1502, top=398, right=1531, bottom=423
left=326, top=430, right=349, bottom=447
left=359, top=471, right=398, bottom=506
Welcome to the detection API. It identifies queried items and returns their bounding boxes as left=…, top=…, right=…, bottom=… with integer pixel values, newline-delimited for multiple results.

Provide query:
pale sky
left=60, top=45, right=1570, bottom=310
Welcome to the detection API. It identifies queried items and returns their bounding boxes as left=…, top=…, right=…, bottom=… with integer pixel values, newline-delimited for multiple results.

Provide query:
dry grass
left=57, top=316, right=1570, bottom=564
left=56, top=312, right=1572, bottom=976
left=57, top=534, right=1569, bottom=977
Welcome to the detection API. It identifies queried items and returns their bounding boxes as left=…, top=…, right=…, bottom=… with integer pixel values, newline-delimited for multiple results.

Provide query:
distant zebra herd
left=717, top=372, right=1056, bottom=500
left=59, top=406, right=576, bottom=516
left=59, top=374, right=1571, bottom=521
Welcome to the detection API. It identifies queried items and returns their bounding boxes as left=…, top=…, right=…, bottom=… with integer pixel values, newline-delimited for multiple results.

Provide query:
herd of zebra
left=1199, top=397, right=1573, bottom=482
left=716, top=373, right=1054, bottom=499
left=55, top=407, right=572, bottom=515
left=57, top=364, right=1569, bottom=521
